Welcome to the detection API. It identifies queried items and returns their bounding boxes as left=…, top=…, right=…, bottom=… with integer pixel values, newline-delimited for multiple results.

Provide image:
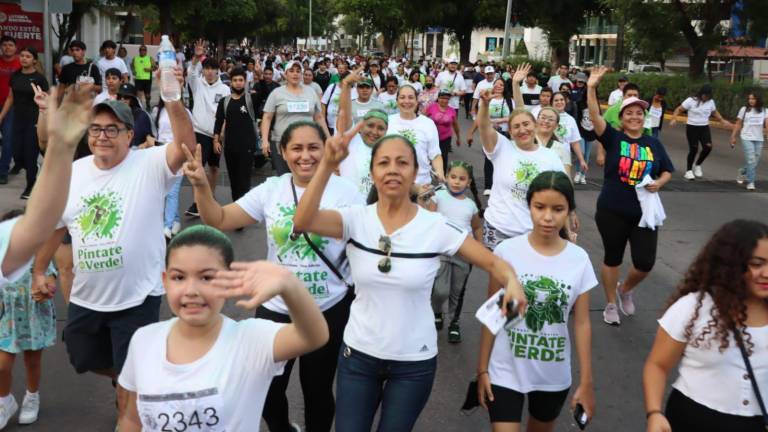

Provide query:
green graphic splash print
left=522, top=276, right=570, bottom=333
left=76, top=191, right=123, bottom=242
left=270, top=205, right=328, bottom=262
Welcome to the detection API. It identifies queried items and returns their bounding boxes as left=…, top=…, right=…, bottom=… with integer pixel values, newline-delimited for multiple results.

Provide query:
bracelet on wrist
left=645, top=410, right=664, bottom=419
left=476, top=371, right=488, bottom=378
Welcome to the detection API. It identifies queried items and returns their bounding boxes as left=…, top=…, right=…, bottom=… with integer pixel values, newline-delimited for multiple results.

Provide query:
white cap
left=484, top=66, right=495, bottom=73
left=446, top=56, right=459, bottom=64
left=285, top=60, right=303, bottom=72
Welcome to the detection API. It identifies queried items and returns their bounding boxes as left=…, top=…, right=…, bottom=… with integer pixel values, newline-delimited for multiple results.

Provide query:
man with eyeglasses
left=31, top=70, right=197, bottom=427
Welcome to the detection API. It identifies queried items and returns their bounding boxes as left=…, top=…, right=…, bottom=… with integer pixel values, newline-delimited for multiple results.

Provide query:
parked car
left=629, top=64, right=663, bottom=73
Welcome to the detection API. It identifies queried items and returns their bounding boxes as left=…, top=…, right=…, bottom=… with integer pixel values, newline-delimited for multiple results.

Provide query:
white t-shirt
left=435, top=70, right=467, bottom=109
left=608, top=89, right=624, bottom=106
left=235, top=174, right=363, bottom=314
left=338, top=204, right=467, bottom=360
left=119, top=317, right=286, bottom=432
left=405, top=81, right=423, bottom=93
left=92, top=91, right=117, bottom=106
left=0, top=218, right=31, bottom=288
left=541, top=137, right=572, bottom=168
left=489, top=234, right=597, bottom=393
left=488, top=98, right=512, bottom=133
left=153, top=107, right=194, bottom=144
left=648, top=104, right=664, bottom=129
left=59, top=146, right=179, bottom=311
left=321, top=84, right=357, bottom=132
left=737, top=107, right=767, bottom=141
left=96, top=56, right=129, bottom=83
left=681, top=97, right=717, bottom=126
left=433, top=189, right=478, bottom=234
left=387, top=114, right=441, bottom=185
left=472, top=79, right=495, bottom=99
left=378, top=92, right=399, bottom=115
left=339, top=134, right=374, bottom=197
left=351, top=98, right=385, bottom=125
left=521, top=84, right=543, bottom=110
left=547, top=76, right=571, bottom=93
left=530, top=104, right=543, bottom=119
left=484, top=132, right=565, bottom=237
left=659, top=292, right=768, bottom=417
left=555, top=112, right=581, bottom=147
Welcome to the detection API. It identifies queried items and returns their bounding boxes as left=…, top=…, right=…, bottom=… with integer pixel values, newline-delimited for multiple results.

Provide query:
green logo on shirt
left=269, top=205, right=328, bottom=262
left=523, top=275, right=569, bottom=332
left=398, top=129, right=417, bottom=146
left=514, top=161, right=539, bottom=186
left=76, top=191, right=123, bottom=242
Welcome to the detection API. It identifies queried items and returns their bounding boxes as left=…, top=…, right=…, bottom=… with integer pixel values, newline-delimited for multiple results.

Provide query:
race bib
left=287, top=101, right=310, bottom=113
left=649, top=106, right=662, bottom=119
left=137, top=387, right=224, bottom=432
left=644, top=116, right=654, bottom=129
left=746, top=114, right=765, bottom=126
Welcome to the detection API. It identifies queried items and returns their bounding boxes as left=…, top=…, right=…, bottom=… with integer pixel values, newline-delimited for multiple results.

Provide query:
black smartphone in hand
left=573, top=403, right=589, bottom=430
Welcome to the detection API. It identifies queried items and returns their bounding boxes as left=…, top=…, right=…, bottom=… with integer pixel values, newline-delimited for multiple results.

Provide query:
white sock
left=25, top=391, right=38, bottom=399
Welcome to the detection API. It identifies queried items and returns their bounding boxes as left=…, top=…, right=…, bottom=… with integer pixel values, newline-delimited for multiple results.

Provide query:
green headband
left=449, top=160, right=473, bottom=174
left=169, top=224, right=233, bottom=249
left=363, top=110, right=389, bottom=124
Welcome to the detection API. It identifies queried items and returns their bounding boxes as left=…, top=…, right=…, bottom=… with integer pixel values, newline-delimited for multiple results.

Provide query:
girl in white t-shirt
left=731, top=93, right=768, bottom=191
left=552, top=91, right=588, bottom=176
left=422, top=160, right=483, bottom=343
left=378, top=77, right=399, bottom=115
left=644, top=220, right=768, bottom=432
left=117, top=225, right=329, bottom=432
left=478, top=170, right=597, bottom=431
left=182, top=121, right=363, bottom=431
left=670, top=85, right=734, bottom=180
left=293, top=134, right=527, bottom=432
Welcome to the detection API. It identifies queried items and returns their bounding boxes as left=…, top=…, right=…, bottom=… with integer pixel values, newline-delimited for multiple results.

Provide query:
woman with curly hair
left=643, top=219, right=768, bottom=432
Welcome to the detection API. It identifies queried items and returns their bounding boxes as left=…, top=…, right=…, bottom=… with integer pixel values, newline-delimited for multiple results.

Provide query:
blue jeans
left=164, top=177, right=182, bottom=229
left=0, top=108, right=14, bottom=176
left=739, top=139, right=763, bottom=184
left=335, top=344, right=437, bottom=431
left=576, top=139, right=593, bottom=175
left=651, top=127, right=661, bottom=139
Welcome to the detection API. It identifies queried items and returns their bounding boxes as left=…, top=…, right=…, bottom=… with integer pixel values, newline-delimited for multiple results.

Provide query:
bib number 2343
left=138, top=388, right=223, bottom=431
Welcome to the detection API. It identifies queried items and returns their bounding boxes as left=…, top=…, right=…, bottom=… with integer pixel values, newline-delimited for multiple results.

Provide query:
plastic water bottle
left=159, top=35, right=180, bottom=102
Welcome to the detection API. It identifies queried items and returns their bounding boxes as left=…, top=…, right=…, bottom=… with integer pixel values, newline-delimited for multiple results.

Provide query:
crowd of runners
left=0, top=33, right=764, bottom=432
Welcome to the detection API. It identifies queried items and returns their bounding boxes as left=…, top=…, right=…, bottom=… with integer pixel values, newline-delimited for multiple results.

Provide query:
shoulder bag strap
left=733, top=327, right=768, bottom=428
left=290, top=178, right=353, bottom=290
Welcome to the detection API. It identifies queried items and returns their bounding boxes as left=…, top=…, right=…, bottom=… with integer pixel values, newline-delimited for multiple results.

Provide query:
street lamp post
left=501, top=0, right=513, bottom=59
left=308, top=0, right=312, bottom=50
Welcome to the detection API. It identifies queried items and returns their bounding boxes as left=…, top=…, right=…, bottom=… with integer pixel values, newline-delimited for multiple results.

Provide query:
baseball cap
left=618, top=75, right=628, bottom=82
left=446, top=56, right=458, bottom=64
left=575, top=72, right=587, bottom=82
left=369, top=60, right=379, bottom=66
left=69, top=40, right=86, bottom=51
left=438, top=89, right=452, bottom=98
left=285, top=60, right=303, bottom=72
left=94, top=99, right=134, bottom=129
left=117, top=83, right=137, bottom=98
left=619, top=96, right=649, bottom=115
left=484, top=66, right=495, bottom=74
left=357, top=77, right=373, bottom=87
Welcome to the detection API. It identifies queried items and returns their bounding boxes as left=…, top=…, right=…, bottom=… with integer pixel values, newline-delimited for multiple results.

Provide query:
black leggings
left=256, top=291, right=353, bottom=432
left=595, top=207, right=658, bottom=272
left=463, top=93, right=473, bottom=118
left=439, top=137, right=451, bottom=174
left=666, top=389, right=765, bottom=432
left=13, top=120, right=39, bottom=190
left=685, top=125, right=713, bottom=170
left=224, top=149, right=253, bottom=202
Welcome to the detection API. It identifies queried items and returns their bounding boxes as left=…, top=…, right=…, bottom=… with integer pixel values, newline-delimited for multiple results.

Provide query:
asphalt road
left=0, top=115, right=764, bottom=432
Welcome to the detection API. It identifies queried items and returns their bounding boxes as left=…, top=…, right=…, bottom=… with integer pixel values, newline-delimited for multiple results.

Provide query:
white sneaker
left=171, top=221, right=182, bottom=236
left=683, top=170, right=695, bottom=180
left=736, top=170, right=746, bottom=184
left=747, top=182, right=756, bottom=191
left=290, top=422, right=301, bottom=432
left=0, top=395, right=18, bottom=429
left=163, top=227, right=173, bottom=240
left=483, top=189, right=491, bottom=196
left=573, top=173, right=581, bottom=183
left=18, top=392, right=38, bottom=425
left=579, top=175, right=587, bottom=185
left=693, top=165, right=703, bottom=178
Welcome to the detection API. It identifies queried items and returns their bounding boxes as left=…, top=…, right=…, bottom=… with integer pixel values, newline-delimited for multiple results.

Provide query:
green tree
left=432, top=0, right=506, bottom=63
left=514, top=38, right=528, bottom=56
left=335, top=0, right=406, bottom=54
left=617, top=0, right=685, bottom=71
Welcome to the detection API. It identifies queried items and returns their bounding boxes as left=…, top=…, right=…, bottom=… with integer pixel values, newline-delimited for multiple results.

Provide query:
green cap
left=357, top=77, right=374, bottom=87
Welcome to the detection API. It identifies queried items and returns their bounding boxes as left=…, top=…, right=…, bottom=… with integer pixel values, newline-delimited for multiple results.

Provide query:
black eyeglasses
left=88, top=125, right=127, bottom=138
left=378, top=235, right=392, bottom=273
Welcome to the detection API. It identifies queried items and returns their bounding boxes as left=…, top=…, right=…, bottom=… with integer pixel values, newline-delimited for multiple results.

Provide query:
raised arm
left=337, top=67, right=364, bottom=134
left=163, top=68, right=197, bottom=173
left=511, top=63, right=530, bottom=111
left=477, top=89, right=499, bottom=154
left=586, top=66, right=608, bottom=137
left=3, top=87, right=92, bottom=276
left=293, top=136, right=347, bottom=239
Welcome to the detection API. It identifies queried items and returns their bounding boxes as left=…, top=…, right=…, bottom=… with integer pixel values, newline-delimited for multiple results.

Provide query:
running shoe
left=171, top=221, right=182, bottom=236
left=602, top=303, right=620, bottom=325
left=20, top=187, right=31, bottom=200
left=163, top=227, right=173, bottom=240
left=483, top=189, right=491, bottom=196
left=736, top=170, right=746, bottom=184
left=579, top=175, right=587, bottom=185
left=448, top=322, right=461, bottom=343
left=9, top=165, right=21, bottom=175
left=693, top=165, right=703, bottom=178
left=616, top=283, right=636, bottom=316
left=290, top=422, right=301, bottom=432
left=18, top=392, right=38, bottom=425
left=434, top=313, right=444, bottom=330
left=0, top=395, right=18, bottom=429
left=573, top=173, right=581, bottom=184
left=747, top=183, right=756, bottom=191
left=683, top=170, right=695, bottom=180
left=185, top=203, right=199, bottom=217
left=0, top=175, right=7, bottom=185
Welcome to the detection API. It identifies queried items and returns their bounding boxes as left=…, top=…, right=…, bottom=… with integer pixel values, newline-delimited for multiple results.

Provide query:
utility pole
left=501, top=0, right=513, bottom=58
left=308, top=0, right=312, bottom=50
left=43, top=0, right=52, bottom=83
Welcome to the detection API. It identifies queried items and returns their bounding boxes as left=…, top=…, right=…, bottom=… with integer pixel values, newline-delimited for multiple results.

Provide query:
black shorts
left=595, top=207, right=658, bottom=272
left=62, top=230, right=72, bottom=245
left=195, top=132, right=220, bottom=167
left=62, top=295, right=161, bottom=375
left=487, top=384, right=570, bottom=423
left=134, top=79, right=152, bottom=94
left=666, top=389, right=765, bottom=432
